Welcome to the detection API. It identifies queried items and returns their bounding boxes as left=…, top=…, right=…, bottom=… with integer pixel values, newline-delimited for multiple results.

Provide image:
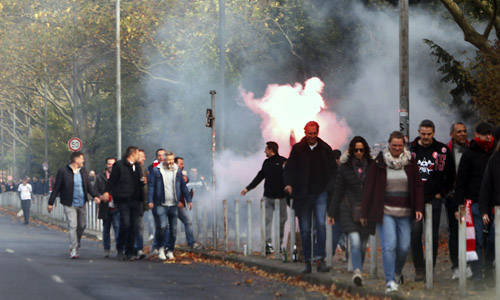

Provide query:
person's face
left=166, top=155, right=175, bottom=169
left=389, top=138, right=405, bottom=158
left=23, top=179, right=28, bottom=184
left=475, top=132, right=493, bottom=142
left=74, top=155, right=84, bottom=168
left=451, top=124, right=468, bottom=145
left=304, top=125, right=318, bottom=146
left=418, top=127, right=434, bottom=147
left=139, top=151, right=146, bottom=166
left=33, top=177, right=38, bottom=182
left=353, top=142, right=365, bottom=160
left=106, top=159, right=116, bottom=172
left=156, top=150, right=166, bottom=162
left=264, top=146, right=273, bottom=158
left=177, top=158, right=184, bottom=170
left=190, top=168, right=198, bottom=179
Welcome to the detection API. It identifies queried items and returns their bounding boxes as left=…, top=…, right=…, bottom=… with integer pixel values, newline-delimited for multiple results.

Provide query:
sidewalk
left=5, top=205, right=495, bottom=300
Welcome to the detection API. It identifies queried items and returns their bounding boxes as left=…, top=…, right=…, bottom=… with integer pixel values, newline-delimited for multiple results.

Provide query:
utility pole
left=44, top=71, right=48, bottom=183
left=12, top=105, right=16, bottom=180
left=209, top=90, right=217, bottom=248
left=399, top=0, right=410, bottom=140
left=218, top=0, right=225, bottom=149
left=27, top=101, right=31, bottom=175
left=72, top=0, right=78, bottom=138
left=116, top=0, right=122, bottom=158
left=0, top=106, right=3, bottom=181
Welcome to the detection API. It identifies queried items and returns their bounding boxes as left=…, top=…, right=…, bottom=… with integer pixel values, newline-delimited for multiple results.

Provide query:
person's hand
left=416, top=211, right=423, bottom=222
left=47, top=205, right=53, bottom=213
left=94, top=196, right=101, bottom=204
left=148, top=202, right=154, bottom=210
left=435, top=193, right=442, bottom=199
left=284, top=185, right=292, bottom=195
left=188, top=202, right=193, bottom=210
left=101, top=192, right=110, bottom=201
left=360, top=218, right=367, bottom=227
left=327, top=217, right=335, bottom=226
left=240, top=188, right=248, bottom=196
left=483, top=214, right=491, bottom=225
left=178, top=202, right=185, bottom=208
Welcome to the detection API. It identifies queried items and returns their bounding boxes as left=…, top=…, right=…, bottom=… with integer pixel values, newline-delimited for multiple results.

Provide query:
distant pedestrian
left=47, top=152, right=100, bottom=258
left=18, top=177, right=33, bottom=225
left=134, top=149, right=148, bottom=259
left=361, top=131, right=424, bottom=293
left=95, top=157, right=119, bottom=258
left=241, top=141, right=287, bottom=254
left=102, top=146, right=145, bottom=261
left=148, top=148, right=166, bottom=256
left=328, top=136, right=375, bottom=286
left=148, top=151, right=191, bottom=260
left=283, top=121, right=336, bottom=274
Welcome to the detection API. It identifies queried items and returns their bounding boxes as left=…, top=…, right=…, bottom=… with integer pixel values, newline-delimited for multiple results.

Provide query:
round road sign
left=68, top=137, right=83, bottom=152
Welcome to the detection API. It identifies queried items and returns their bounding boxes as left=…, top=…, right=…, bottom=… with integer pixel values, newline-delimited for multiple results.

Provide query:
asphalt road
left=0, top=210, right=327, bottom=300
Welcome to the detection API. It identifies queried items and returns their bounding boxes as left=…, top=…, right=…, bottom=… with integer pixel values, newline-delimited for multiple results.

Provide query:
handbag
left=344, top=196, right=361, bottom=223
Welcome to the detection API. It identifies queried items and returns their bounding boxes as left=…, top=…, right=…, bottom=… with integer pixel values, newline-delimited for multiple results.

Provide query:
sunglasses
left=354, top=148, right=365, bottom=153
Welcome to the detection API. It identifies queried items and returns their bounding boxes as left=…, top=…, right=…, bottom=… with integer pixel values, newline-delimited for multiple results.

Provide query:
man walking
left=241, top=141, right=287, bottom=254
left=48, top=152, right=99, bottom=258
left=18, top=177, right=33, bottom=224
left=102, top=146, right=144, bottom=261
left=148, top=151, right=191, bottom=260
left=410, top=119, right=455, bottom=281
left=283, top=121, right=335, bottom=274
left=148, top=148, right=166, bottom=255
left=95, top=157, right=119, bottom=258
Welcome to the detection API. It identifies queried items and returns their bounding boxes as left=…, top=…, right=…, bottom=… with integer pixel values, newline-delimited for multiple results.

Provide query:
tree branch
left=131, top=61, right=180, bottom=84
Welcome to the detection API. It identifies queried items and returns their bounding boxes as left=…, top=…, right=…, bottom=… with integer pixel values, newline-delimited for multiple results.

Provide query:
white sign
left=68, top=137, right=83, bottom=152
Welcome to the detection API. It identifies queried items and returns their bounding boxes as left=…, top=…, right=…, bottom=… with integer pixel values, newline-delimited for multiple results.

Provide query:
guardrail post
left=202, top=205, right=208, bottom=246
left=458, top=205, right=466, bottom=295
left=193, top=201, right=198, bottom=241
left=260, top=199, right=266, bottom=257
left=274, top=198, right=280, bottom=259
left=425, top=203, right=433, bottom=289
left=369, top=233, right=378, bottom=278
left=326, top=221, right=332, bottom=267
left=347, top=238, right=352, bottom=272
left=235, top=198, right=240, bottom=252
left=247, top=198, right=252, bottom=256
left=223, top=199, right=228, bottom=252
left=290, top=199, right=296, bottom=261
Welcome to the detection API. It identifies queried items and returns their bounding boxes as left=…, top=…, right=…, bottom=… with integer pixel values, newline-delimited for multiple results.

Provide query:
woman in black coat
left=327, top=136, right=375, bottom=286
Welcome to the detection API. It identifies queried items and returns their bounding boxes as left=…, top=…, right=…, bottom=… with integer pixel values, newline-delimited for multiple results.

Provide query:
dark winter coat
left=454, top=139, right=494, bottom=209
left=361, top=151, right=424, bottom=223
left=95, top=170, right=111, bottom=220
left=105, top=159, right=144, bottom=203
left=283, top=137, right=335, bottom=210
left=328, top=154, right=375, bottom=235
left=479, top=150, right=500, bottom=216
left=410, top=137, right=455, bottom=199
left=246, top=154, right=287, bottom=198
left=48, top=165, right=98, bottom=206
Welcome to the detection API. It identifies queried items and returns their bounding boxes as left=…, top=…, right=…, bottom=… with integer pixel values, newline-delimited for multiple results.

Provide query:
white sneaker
left=452, top=266, right=473, bottom=280
left=386, top=280, right=398, bottom=293
left=148, top=234, right=154, bottom=242
left=104, top=250, right=110, bottom=258
left=70, top=249, right=78, bottom=259
left=167, top=251, right=174, bottom=260
left=158, top=247, right=166, bottom=260
left=136, top=250, right=146, bottom=260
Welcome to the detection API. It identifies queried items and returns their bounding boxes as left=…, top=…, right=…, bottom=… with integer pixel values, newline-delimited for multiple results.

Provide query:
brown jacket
left=361, top=151, right=424, bottom=223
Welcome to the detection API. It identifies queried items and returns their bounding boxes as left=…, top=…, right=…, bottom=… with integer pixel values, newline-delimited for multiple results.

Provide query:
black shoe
left=395, top=274, right=404, bottom=285
left=116, top=251, right=125, bottom=261
left=126, top=255, right=135, bottom=261
left=265, top=243, right=274, bottom=254
left=302, top=262, right=312, bottom=274
left=317, top=258, right=330, bottom=273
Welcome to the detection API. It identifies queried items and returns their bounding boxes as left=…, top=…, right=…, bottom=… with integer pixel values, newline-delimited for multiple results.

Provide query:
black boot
left=317, top=258, right=330, bottom=272
left=302, top=262, right=312, bottom=274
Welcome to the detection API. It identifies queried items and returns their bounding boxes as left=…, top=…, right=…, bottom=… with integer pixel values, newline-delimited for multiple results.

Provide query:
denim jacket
left=147, top=163, right=192, bottom=205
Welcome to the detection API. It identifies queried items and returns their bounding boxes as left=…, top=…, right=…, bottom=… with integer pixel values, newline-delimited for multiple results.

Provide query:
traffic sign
left=68, top=137, right=83, bottom=152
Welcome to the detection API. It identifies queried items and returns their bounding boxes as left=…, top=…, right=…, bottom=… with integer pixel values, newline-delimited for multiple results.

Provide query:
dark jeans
left=445, top=196, right=459, bottom=269
left=116, top=201, right=140, bottom=256
left=102, top=210, right=120, bottom=250
left=470, top=203, right=495, bottom=281
left=411, top=197, right=441, bottom=272
left=134, top=215, right=144, bottom=253
left=21, top=200, right=31, bottom=224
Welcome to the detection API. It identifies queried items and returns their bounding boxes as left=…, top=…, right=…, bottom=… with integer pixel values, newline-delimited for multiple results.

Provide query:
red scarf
left=473, top=137, right=494, bottom=152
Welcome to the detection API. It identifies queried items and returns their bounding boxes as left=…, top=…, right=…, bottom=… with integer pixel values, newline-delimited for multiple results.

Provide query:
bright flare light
left=241, top=77, right=350, bottom=155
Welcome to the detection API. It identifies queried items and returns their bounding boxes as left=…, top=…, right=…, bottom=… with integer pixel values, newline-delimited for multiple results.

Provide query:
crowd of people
left=242, top=120, right=500, bottom=293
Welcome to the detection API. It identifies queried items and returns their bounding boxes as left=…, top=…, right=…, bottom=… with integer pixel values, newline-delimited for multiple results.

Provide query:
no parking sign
left=68, top=137, right=83, bottom=152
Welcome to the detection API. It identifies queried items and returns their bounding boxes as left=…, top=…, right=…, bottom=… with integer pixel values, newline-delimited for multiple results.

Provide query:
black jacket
left=328, top=154, right=375, bottom=235
left=410, top=137, right=455, bottom=199
left=48, top=165, right=97, bottom=206
left=454, top=140, right=494, bottom=209
left=479, top=150, right=500, bottom=216
left=105, top=159, right=144, bottom=203
left=246, top=154, right=287, bottom=198
left=283, top=137, right=335, bottom=210
left=95, top=170, right=112, bottom=220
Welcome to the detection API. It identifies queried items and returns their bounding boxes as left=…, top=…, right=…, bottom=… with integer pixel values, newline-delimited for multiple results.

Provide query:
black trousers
left=445, top=196, right=459, bottom=269
left=116, top=201, right=140, bottom=256
left=411, top=197, right=442, bottom=272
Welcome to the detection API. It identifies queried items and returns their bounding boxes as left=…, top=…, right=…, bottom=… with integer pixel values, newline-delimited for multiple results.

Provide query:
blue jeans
left=153, top=205, right=178, bottom=251
left=471, top=203, right=495, bottom=280
left=102, top=210, right=120, bottom=251
left=178, top=206, right=195, bottom=246
left=377, top=214, right=412, bottom=283
left=348, top=231, right=369, bottom=271
left=296, top=192, right=327, bottom=262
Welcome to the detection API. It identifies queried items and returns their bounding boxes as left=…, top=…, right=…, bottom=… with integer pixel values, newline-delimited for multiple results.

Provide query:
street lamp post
left=399, top=0, right=410, bottom=140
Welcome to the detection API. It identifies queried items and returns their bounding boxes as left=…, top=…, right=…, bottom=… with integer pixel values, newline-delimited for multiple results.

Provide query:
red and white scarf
left=465, top=199, right=479, bottom=262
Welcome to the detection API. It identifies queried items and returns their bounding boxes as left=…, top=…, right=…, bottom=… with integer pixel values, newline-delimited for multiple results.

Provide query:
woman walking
left=327, top=136, right=374, bottom=286
left=360, top=131, right=424, bottom=293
